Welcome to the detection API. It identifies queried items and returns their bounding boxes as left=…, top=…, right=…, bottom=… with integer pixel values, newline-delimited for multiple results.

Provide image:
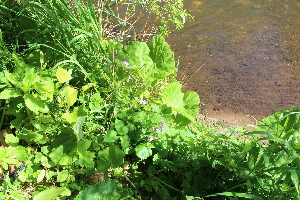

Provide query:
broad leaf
left=22, top=68, right=39, bottom=92
left=0, top=90, right=22, bottom=99
left=34, top=80, right=54, bottom=99
left=182, top=91, right=200, bottom=120
left=24, top=93, right=49, bottom=113
left=73, top=116, right=86, bottom=141
left=161, top=81, right=184, bottom=108
left=57, top=170, right=69, bottom=182
left=104, top=130, right=119, bottom=143
left=4, top=71, right=22, bottom=88
left=136, top=143, right=153, bottom=160
left=62, top=106, right=86, bottom=123
left=97, top=145, right=124, bottom=171
left=148, top=35, right=176, bottom=79
left=33, top=187, right=69, bottom=200
left=117, top=42, right=153, bottom=69
left=74, top=180, right=123, bottom=200
left=161, top=81, right=200, bottom=121
left=63, top=85, right=78, bottom=107
left=115, top=119, right=128, bottom=135
left=78, top=151, right=95, bottom=168
left=56, top=67, right=72, bottom=83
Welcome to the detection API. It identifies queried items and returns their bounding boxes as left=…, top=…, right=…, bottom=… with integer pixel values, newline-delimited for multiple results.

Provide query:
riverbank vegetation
left=0, top=0, right=300, bottom=199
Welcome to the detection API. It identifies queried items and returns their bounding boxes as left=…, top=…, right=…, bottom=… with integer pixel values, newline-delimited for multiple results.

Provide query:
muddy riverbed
left=165, top=0, right=300, bottom=126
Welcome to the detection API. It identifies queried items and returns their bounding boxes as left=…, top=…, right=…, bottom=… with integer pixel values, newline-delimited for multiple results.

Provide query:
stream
left=165, top=0, right=300, bottom=125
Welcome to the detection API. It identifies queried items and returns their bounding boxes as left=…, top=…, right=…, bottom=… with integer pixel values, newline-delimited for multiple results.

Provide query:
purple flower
left=139, top=99, right=149, bottom=105
left=121, top=61, right=131, bottom=67
left=147, top=136, right=158, bottom=142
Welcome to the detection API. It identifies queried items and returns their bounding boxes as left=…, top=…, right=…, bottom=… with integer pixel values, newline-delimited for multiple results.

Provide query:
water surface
left=166, top=0, right=300, bottom=125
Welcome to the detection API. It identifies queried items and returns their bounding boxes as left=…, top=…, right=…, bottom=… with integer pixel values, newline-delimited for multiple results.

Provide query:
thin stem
left=0, top=102, right=6, bottom=130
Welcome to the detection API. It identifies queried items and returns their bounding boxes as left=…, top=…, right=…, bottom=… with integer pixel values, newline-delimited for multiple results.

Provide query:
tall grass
left=1, top=0, right=119, bottom=93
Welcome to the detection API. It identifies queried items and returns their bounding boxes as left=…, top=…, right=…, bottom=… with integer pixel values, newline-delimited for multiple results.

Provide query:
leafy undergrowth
left=0, top=0, right=300, bottom=199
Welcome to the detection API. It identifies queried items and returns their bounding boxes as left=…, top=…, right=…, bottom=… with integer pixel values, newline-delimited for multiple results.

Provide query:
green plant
left=200, top=107, right=300, bottom=199
left=1, top=1, right=299, bottom=199
left=0, top=16, right=201, bottom=197
left=74, top=179, right=136, bottom=200
left=0, top=171, right=25, bottom=200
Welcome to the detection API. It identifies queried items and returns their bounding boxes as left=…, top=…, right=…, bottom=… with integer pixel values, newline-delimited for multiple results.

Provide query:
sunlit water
left=165, top=0, right=300, bottom=125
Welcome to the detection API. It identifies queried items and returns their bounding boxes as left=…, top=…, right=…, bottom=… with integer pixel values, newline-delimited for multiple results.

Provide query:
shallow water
left=165, top=0, right=300, bottom=125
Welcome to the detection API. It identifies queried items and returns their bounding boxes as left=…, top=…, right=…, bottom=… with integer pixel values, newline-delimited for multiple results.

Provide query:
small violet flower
left=151, top=120, right=167, bottom=133
left=121, top=61, right=131, bottom=67
left=139, top=99, right=149, bottom=105
left=147, top=136, right=158, bottom=142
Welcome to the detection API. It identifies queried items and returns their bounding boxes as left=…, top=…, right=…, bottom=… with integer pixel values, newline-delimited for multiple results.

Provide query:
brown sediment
left=166, top=0, right=300, bottom=126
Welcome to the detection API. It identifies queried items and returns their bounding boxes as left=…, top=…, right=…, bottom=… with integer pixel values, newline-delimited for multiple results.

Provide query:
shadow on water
left=165, top=0, right=300, bottom=126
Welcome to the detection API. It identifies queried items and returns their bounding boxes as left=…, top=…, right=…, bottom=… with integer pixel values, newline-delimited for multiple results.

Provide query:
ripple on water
left=166, top=0, right=300, bottom=125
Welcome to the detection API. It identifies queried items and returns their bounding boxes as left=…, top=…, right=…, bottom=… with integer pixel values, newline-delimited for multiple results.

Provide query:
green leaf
left=17, top=129, right=47, bottom=144
left=41, top=155, right=52, bottom=168
left=32, top=121, right=47, bottom=131
left=205, top=192, right=264, bottom=200
left=157, top=188, right=171, bottom=200
left=82, top=83, right=94, bottom=91
left=181, top=91, right=200, bottom=120
left=89, top=93, right=103, bottom=111
left=22, top=68, right=39, bottom=92
left=77, top=140, right=95, bottom=168
left=117, top=42, right=153, bottom=69
left=116, top=41, right=155, bottom=85
left=161, top=81, right=200, bottom=121
left=74, top=180, right=122, bottom=200
left=57, top=170, right=69, bottom=182
left=121, top=135, right=130, bottom=150
left=290, top=170, right=300, bottom=196
left=5, top=134, right=19, bottom=146
left=15, top=146, right=26, bottom=161
left=161, top=81, right=184, bottom=109
left=62, top=112, right=78, bottom=124
left=34, top=80, right=54, bottom=99
left=115, top=119, right=128, bottom=135
left=63, top=86, right=78, bottom=107
left=24, top=93, right=49, bottom=113
left=49, top=132, right=77, bottom=165
left=77, top=140, right=91, bottom=152
left=148, top=35, right=176, bottom=79
left=104, top=130, right=119, bottom=143
left=258, top=107, right=300, bottom=139
left=0, top=89, right=22, bottom=99
left=97, top=145, right=124, bottom=171
left=56, top=67, right=72, bottom=83
left=136, top=143, right=153, bottom=160
left=78, top=151, right=95, bottom=168
left=4, top=70, right=21, bottom=88
left=33, top=187, right=69, bottom=200
left=62, top=106, right=86, bottom=123
left=73, top=116, right=86, bottom=140
left=162, top=82, right=184, bottom=111
left=10, top=190, right=25, bottom=200
left=37, top=170, right=46, bottom=183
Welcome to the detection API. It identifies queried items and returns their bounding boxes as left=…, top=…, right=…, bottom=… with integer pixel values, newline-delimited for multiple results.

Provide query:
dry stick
left=182, top=61, right=206, bottom=88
